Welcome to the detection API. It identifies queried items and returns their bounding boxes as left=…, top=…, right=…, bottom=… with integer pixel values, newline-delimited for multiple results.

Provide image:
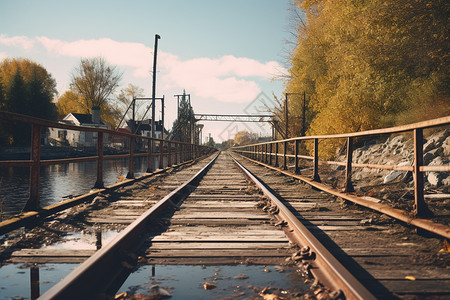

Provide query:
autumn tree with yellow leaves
left=281, top=0, right=449, bottom=157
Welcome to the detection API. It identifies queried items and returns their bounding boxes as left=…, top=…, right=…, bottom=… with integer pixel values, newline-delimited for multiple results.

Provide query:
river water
left=0, top=157, right=158, bottom=217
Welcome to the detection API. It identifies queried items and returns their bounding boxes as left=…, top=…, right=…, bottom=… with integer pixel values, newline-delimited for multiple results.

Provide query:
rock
left=390, top=135, right=405, bottom=146
left=149, top=285, right=171, bottom=298
left=384, top=161, right=411, bottom=183
left=443, top=136, right=450, bottom=156
left=423, top=139, right=436, bottom=153
left=429, top=156, right=444, bottom=166
left=423, top=151, right=436, bottom=165
left=427, top=172, right=445, bottom=187
left=431, top=129, right=450, bottom=144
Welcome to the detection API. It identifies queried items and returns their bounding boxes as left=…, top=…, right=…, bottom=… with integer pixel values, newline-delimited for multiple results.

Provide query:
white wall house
left=48, top=108, right=109, bottom=148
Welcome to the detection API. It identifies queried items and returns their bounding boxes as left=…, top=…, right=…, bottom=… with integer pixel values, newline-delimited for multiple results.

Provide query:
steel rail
left=39, top=152, right=219, bottom=300
left=232, top=153, right=450, bottom=239
left=230, top=154, right=376, bottom=300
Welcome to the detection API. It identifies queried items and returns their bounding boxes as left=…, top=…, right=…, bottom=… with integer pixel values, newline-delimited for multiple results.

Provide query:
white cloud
left=0, top=34, right=34, bottom=50
left=0, top=35, right=285, bottom=103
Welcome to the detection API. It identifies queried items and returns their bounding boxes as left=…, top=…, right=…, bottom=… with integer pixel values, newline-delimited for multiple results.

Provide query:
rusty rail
left=231, top=154, right=376, bottom=300
left=232, top=116, right=450, bottom=235
left=0, top=111, right=214, bottom=213
left=39, top=152, right=219, bottom=299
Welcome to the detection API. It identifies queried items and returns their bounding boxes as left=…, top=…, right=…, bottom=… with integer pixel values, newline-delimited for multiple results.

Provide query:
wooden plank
left=147, top=242, right=291, bottom=249
left=170, top=212, right=271, bottom=219
left=149, top=236, right=289, bottom=242
left=146, top=249, right=291, bottom=257
left=168, top=219, right=267, bottom=225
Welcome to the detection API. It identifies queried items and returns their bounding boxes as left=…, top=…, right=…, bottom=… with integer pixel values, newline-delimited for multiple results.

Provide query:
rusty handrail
left=232, top=116, right=450, bottom=219
left=0, top=110, right=215, bottom=212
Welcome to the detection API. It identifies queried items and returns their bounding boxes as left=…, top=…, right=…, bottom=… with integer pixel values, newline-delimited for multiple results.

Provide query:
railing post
left=94, top=132, right=104, bottom=188
left=126, top=136, right=135, bottom=179
left=269, top=143, right=273, bottom=166
left=275, top=142, right=279, bottom=167
left=260, top=145, right=263, bottom=161
left=159, top=140, right=164, bottom=169
left=146, top=138, right=153, bottom=173
left=174, top=143, right=178, bottom=165
left=168, top=141, right=172, bottom=167
left=414, top=128, right=431, bottom=217
left=295, top=139, right=300, bottom=174
left=23, top=124, right=41, bottom=211
left=344, top=137, right=354, bottom=192
left=283, top=141, right=287, bottom=170
left=313, top=138, right=321, bottom=182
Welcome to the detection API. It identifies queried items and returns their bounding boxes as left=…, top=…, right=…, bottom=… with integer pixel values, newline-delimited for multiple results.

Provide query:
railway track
left=2, top=151, right=448, bottom=299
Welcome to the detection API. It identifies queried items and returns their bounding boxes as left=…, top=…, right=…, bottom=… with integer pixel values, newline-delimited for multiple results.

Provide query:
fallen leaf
left=114, top=292, right=127, bottom=299
left=405, top=276, right=416, bottom=281
left=439, top=240, right=449, bottom=252
left=203, top=282, right=216, bottom=290
left=263, top=294, right=280, bottom=300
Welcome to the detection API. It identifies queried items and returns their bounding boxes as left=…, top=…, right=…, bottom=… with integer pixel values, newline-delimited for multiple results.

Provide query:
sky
left=0, top=0, right=293, bottom=142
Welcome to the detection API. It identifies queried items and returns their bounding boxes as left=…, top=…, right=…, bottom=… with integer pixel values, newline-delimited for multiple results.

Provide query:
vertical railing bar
left=275, top=142, right=279, bottom=167
left=414, top=128, right=430, bottom=217
left=127, top=136, right=135, bottom=179
left=94, top=132, right=104, bottom=188
left=283, top=141, right=287, bottom=170
left=295, top=139, right=300, bottom=174
left=269, top=143, right=273, bottom=166
left=344, top=137, right=354, bottom=192
left=167, top=141, right=172, bottom=167
left=23, top=124, right=41, bottom=212
left=146, top=137, right=153, bottom=173
left=159, top=140, right=164, bottom=169
left=313, top=138, right=321, bottom=182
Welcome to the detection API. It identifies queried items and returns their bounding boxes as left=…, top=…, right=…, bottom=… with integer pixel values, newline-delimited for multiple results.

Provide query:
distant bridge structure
left=194, top=114, right=274, bottom=123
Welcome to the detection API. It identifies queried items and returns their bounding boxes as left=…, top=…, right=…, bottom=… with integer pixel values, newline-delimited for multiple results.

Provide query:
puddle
left=0, top=263, right=78, bottom=299
left=118, top=264, right=308, bottom=299
left=44, top=230, right=121, bottom=250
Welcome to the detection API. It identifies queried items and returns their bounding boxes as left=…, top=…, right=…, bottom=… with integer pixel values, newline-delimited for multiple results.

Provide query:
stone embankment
left=342, top=129, right=450, bottom=192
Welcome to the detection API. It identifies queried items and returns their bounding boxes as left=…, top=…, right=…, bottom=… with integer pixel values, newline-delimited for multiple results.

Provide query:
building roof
left=67, top=113, right=106, bottom=125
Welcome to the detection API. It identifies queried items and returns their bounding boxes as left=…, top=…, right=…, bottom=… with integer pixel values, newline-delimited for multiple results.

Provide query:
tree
left=0, top=58, right=57, bottom=118
left=116, top=83, right=146, bottom=121
left=56, top=90, right=86, bottom=119
left=56, top=89, right=122, bottom=127
left=0, top=58, right=58, bottom=145
left=171, top=91, right=196, bottom=143
left=279, top=0, right=449, bottom=158
left=233, top=131, right=258, bottom=146
left=70, top=57, right=122, bottom=112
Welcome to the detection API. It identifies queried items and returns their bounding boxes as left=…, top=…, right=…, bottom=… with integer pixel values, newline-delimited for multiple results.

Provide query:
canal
left=0, top=157, right=161, bottom=218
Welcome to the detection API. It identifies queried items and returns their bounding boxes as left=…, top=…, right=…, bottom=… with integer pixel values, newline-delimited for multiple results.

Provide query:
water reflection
left=0, top=157, right=156, bottom=217
left=0, top=263, right=78, bottom=300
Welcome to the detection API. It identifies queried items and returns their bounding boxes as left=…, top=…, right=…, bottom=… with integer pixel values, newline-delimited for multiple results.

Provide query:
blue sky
left=0, top=0, right=293, bottom=142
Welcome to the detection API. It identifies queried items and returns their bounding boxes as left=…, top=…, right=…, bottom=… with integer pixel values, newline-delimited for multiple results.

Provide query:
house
left=125, top=119, right=169, bottom=139
left=48, top=107, right=109, bottom=148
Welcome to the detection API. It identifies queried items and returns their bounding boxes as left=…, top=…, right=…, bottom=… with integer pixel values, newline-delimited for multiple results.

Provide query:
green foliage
left=283, top=0, right=449, bottom=158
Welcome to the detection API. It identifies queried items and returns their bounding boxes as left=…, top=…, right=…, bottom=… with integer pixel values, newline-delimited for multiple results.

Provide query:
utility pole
left=151, top=34, right=161, bottom=142
left=161, top=95, right=165, bottom=139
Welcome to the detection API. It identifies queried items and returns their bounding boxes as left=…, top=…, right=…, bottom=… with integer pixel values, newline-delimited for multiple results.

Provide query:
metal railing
left=0, top=111, right=215, bottom=212
left=232, top=116, right=450, bottom=219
